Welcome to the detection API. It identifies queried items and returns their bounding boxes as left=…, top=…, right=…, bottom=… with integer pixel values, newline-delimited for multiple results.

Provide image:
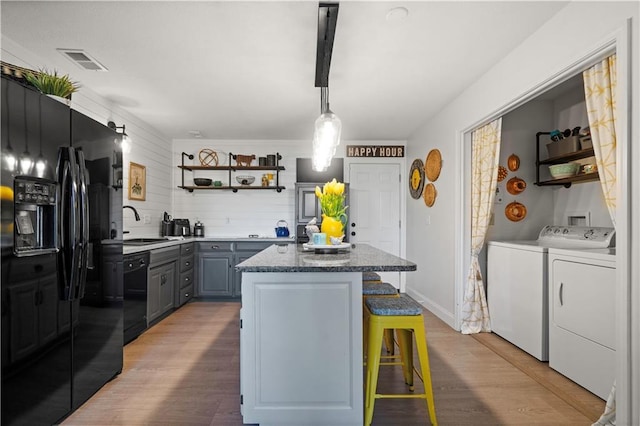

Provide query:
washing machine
left=487, top=226, right=615, bottom=361
left=548, top=247, right=616, bottom=399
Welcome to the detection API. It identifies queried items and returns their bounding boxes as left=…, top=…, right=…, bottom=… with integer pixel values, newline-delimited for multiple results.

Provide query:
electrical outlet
left=425, top=215, right=431, bottom=225
left=143, top=214, right=151, bottom=224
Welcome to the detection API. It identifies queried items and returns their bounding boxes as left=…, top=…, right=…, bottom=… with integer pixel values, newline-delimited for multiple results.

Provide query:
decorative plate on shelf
left=409, top=159, right=425, bottom=199
left=423, top=183, right=437, bottom=207
left=425, top=149, right=442, bottom=182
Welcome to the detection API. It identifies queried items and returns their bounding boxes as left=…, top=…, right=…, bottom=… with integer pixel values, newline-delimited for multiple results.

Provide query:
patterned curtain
left=461, top=118, right=502, bottom=334
left=583, top=54, right=617, bottom=226
left=584, top=54, right=617, bottom=426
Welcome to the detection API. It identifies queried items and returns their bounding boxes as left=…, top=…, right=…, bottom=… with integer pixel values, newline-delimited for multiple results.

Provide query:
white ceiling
left=1, top=1, right=569, bottom=142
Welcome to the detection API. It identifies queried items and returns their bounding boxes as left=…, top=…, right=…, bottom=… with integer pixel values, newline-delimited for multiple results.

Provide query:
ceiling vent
left=57, top=49, right=108, bottom=71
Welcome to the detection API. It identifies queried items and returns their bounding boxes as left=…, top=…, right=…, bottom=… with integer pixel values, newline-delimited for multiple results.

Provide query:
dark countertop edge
left=122, top=237, right=293, bottom=254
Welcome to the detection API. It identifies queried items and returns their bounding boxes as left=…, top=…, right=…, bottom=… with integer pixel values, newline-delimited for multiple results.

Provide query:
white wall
left=405, top=2, right=638, bottom=329
left=1, top=35, right=173, bottom=239
left=170, top=140, right=406, bottom=239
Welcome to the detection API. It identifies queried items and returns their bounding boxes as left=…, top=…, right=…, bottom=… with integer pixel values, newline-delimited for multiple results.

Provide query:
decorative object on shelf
left=128, top=162, right=146, bottom=201
left=213, top=180, right=223, bottom=187
left=259, top=157, right=267, bottom=166
left=235, top=175, right=255, bottom=185
left=549, top=162, right=580, bottom=179
left=582, top=164, right=598, bottom=174
left=198, top=149, right=219, bottom=166
left=24, top=67, right=80, bottom=100
left=505, top=201, right=527, bottom=222
left=193, top=178, right=212, bottom=187
left=534, top=131, right=598, bottom=188
left=409, top=158, right=425, bottom=199
left=423, top=183, right=437, bottom=207
left=425, top=149, right=442, bottom=182
left=266, top=154, right=276, bottom=166
left=497, top=165, right=508, bottom=182
left=506, top=177, right=526, bottom=195
left=329, top=234, right=345, bottom=245
left=316, top=179, right=348, bottom=245
left=507, top=154, right=520, bottom=171
left=235, top=154, right=255, bottom=167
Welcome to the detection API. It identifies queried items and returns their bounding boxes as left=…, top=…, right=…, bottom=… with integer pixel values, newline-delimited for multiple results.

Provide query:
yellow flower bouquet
left=315, top=179, right=348, bottom=244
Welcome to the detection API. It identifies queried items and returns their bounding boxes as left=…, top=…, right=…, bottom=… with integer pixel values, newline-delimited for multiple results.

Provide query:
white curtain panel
left=583, top=54, right=617, bottom=226
left=461, top=118, right=502, bottom=334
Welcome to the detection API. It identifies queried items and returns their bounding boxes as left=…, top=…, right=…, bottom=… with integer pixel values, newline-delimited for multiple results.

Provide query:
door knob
left=351, top=231, right=356, bottom=236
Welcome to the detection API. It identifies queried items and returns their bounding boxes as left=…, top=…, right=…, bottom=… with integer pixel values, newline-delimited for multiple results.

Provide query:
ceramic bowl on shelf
left=549, top=162, right=580, bottom=179
left=235, top=175, right=255, bottom=185
left=193, top=178, right=212, bottom=186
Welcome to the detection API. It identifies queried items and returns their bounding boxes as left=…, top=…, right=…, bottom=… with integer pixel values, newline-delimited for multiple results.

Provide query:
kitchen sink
left=123, top=238, right=170, bottom=246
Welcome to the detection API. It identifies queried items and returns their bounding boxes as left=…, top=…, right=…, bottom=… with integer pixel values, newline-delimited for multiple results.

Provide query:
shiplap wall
left=172, top=139, right=326, bottom=238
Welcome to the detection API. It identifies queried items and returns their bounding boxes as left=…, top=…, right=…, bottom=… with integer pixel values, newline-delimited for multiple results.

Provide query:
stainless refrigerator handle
left=76, top=149, right=89, bottom=299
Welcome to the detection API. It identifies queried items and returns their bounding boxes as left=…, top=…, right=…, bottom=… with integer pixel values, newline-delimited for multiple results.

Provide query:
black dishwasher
left=123, top=251, right=149, bottom=344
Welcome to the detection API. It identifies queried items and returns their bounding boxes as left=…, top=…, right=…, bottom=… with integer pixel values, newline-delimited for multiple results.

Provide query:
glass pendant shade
left=2, top=146, right=18, bottom=173
left=312, top=109, right=342, bottom=172
left=19, top=151, right=33, bottom=175
left=121, top=134, right=132, bottom=154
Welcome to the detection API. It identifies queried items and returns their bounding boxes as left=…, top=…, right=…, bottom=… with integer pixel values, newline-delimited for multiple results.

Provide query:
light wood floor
left=63, top=301, right=604, bottom=425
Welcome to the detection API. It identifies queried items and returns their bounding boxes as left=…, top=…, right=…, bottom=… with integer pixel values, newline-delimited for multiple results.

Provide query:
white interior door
left=349, top=163, right=401, bottom=288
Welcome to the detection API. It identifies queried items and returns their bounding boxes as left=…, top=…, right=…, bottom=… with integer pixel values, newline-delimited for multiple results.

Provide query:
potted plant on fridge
left=24, top=68, right=80, bottom=102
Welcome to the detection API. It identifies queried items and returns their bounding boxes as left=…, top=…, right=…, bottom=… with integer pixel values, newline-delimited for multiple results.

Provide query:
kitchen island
left=236, top=243, right=416, bottom=426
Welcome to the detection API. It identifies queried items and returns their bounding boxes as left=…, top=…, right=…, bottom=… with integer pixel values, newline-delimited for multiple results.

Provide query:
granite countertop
left=121, top=236, right=295, bottom=255
left=235, top=243, right=417, bottom=273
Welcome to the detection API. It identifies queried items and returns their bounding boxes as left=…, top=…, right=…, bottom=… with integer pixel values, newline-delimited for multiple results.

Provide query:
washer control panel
left=538, top=226, right=615, bottom=248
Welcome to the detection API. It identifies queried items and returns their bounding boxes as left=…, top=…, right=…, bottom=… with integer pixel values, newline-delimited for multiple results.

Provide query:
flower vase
left=321, top=214, right=345, bottom=245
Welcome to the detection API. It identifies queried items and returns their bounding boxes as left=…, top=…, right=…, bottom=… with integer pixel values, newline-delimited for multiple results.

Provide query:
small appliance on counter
left=194, top=220, right=205, bottom=237
left=161, top=211, right=173, bottom=236
left=173, top=218, right=191, bottom=236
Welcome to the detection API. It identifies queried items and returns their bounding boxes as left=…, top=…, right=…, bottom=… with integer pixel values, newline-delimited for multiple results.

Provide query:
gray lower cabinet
left=197, top=242, right=234, bottom=297
left=175, top=243, right=195, bottom=307
left=233, top=242, right=272, bottom=297
left=147, top=246, right=179, bottom=325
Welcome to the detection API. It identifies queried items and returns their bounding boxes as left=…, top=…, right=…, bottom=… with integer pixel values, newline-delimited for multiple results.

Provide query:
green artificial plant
left=24, top=68, right=80, bottom=99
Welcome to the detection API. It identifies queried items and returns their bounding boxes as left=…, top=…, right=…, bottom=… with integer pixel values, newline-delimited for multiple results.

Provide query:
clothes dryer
left=487, top=226, right=614, bottom=361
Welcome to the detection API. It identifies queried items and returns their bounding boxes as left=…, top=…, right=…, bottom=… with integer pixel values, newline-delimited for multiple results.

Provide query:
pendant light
left=311, top=2, right=340, bottom=172
left=2, top=81, right=18, bottom=173
left=312, top=87, right=341, bottom=171
left=18, top=88, right=33, bottom=175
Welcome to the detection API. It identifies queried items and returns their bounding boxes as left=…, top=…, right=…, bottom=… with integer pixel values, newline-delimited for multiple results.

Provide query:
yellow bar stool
left=362, top=281, right=398, bottom=356
left=364, top=294, right=437, bottom=426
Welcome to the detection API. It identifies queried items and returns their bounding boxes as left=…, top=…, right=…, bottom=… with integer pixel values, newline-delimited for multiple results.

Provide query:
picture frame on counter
left=128, top=162, right=146, bottom=201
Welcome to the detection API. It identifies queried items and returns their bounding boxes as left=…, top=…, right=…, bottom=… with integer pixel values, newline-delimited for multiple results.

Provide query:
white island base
left=240, top=271, right=363, bottom=425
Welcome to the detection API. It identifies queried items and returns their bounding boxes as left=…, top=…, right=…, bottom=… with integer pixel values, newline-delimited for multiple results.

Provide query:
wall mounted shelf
left=178, top=152, right=285, bottom=193
left=535, top=132, right=598, bottom=188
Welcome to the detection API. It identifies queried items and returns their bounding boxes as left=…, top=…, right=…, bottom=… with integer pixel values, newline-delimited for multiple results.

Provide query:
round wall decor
left=507, top=154, right=520, bottom=171
left=497, top=165, right=508, bottom=182
left=506, top=177, right=526, bottom=195
left=505, top=201, right=527, bottom=222
left=425, top=149, right=442, bottom=182
left=423, top=183, right=437, bottom=207
left=409, top=159, right=425, bottom=199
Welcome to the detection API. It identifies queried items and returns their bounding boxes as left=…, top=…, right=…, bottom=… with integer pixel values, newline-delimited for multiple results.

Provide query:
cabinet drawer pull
left=211, top=245, right=220, bottom=249
left=184, top=292, right=190, bottom=297
left=185, top=261, right=190, bottom=267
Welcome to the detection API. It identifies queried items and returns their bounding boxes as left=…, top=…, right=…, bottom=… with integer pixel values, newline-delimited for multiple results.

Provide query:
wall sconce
left=108, top=120, right=131, bottom=154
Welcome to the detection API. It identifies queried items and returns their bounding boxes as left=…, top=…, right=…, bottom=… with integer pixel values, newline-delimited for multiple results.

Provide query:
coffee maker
left=172, top=218, right=191, bottom=236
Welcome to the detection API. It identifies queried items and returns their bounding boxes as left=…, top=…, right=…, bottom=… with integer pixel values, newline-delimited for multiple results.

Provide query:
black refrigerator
left=1, top=75, right=123, bottom=424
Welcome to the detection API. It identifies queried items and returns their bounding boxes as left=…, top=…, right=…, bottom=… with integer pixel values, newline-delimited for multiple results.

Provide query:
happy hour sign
left=346, top=145, right=405, bottom=158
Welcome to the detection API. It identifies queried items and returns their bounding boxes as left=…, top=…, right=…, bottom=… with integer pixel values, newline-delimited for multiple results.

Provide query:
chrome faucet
left=123, top=205, right=141, bottom=221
